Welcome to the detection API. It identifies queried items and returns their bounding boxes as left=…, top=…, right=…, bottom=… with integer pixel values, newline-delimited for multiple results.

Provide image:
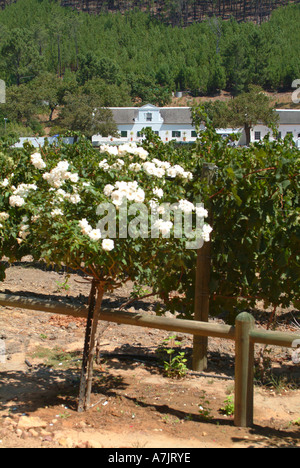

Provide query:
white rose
left=134, top=189, right=145, bottom=203
left=102, top=239, right=114, bottom=251
left=196, top=206, right=208, bottom=218
left=0, top=212, right=9, bottom=221
left=69, top=194, right=81, bottom=204
left=153, top=188, right=164, bottom=199
left=9, top=195, right=25, bottom=207
left=88, top=229, right=102, bottom=241
left=51, top=208, right=64, bottom=217
left=79, top=219, right=92, bottom=235
left=1, top=178, right=9, bottom=187
left=68, top=173, right=79, bottom=183
left=104, top=184, right=115, bottom=197
left=31, top=152, right=46, bottom=170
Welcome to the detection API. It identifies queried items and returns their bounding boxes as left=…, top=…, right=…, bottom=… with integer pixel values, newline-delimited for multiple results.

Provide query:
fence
left=0, top=292, right=299, bottom=428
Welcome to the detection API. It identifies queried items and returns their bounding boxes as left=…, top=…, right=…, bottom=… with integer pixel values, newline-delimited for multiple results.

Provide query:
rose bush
left=0, top=136, right=211, bottom=296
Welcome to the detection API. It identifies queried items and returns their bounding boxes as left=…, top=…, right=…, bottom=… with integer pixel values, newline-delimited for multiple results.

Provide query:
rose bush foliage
left=0, top=135, right=210, bottom=298
left=0, top=120, right=299, bottom=324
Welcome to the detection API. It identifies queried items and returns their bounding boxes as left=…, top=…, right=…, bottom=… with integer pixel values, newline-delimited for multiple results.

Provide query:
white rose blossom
left=88, top=229, right=102, bottom=241
left=196, top=206, right=209, bottom=218
left=177, top=199, right=195, bottom=214
left=0, top=212, right=9, bottom=221
left=1, top=178, right=9, bottom=187
left=202, top=224, right=213, bottom=242
left=31, top=152, right=46, bottom=170
left=43, top=160, right=78, bottom=188
left=9, top=195, right=25, bottom=207
left=102, top=239, right=114, bottom=251
left=79, top=219, right=93, bottom=235
left=153, top=219, right=173, bottom=236
left=153, top=188, right=164, bottom=199
left=51, top=208, right=64, bottom=217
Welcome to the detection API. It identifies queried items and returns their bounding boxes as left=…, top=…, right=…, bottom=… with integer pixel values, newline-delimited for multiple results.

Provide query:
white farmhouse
left=92, top=104, right=300, bottom=147
left=92, top=103, right=199, bottom=144
left=245, top=109, right=300, bottom=147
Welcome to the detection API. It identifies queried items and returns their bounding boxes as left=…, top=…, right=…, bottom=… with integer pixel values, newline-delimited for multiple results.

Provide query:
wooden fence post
left=78, top=281, right=104, bottom=412
left=192, top=162, right=217, bottom=372
left=234, top=312, right=255, bottom=427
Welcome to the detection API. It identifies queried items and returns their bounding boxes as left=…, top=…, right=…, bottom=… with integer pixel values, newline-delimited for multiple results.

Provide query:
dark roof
left=110, top=106, right=300, bottom=126
left=110, top=108, right=139, bottom=124
left=160, top=107, right=193, bottom=124
left=109, top=106, right=193, bottom=125
left=276, top=110, right=300, bottom=125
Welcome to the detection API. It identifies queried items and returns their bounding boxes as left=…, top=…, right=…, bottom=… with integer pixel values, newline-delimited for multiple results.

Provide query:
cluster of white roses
left=78, top=219, right=114, bottom=251
left=99, top=143, right=193, bottom=181
left=42, top=160, right=79, bottom=189
left=143, top=158, right=193, bottom=181
left=104, top=181, right=146, bottom=207
left=100, top=142, right=149, bottom=160
left=50, top=188, right=81, bottom=206
left=31, top=152, right=46, bottom=170
left=152, top=219, right=174, bottom=236
left=9, top=183, right=38, bottom=207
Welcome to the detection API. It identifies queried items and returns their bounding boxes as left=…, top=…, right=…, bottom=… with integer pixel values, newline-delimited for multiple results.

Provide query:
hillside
left=0, top=0, right=299, bottom=25
left=0, top=0, right=299, bottom=136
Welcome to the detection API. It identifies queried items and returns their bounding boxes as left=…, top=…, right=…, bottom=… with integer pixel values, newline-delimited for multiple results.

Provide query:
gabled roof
left=276, top=109, right=300, bottom=125
left=109, top=105, right=193, bottom=125
left=160, top=107, right=193, bottom=124
left=110, top=108, right=139, bottom=124
left=109, top=106, right=300, bottom=126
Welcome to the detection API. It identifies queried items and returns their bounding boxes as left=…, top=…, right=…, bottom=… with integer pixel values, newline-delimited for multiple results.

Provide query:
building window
left=172, top=131, right=181, bottom=138
left=277, top=132, right=282, bottom=140
left=121, top=131, right=128, bottom=138
left=254, top=131, right=261, bottom=141
left=146, top=113, right=152, bottom=122
left=191, top=131, right=197, bottom=138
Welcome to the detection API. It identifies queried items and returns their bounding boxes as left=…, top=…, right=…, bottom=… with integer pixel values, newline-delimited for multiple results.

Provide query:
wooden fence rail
left=0, top=292, right=299, bottom=428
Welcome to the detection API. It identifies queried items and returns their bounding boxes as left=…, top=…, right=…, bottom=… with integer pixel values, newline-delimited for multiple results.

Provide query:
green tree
left=1, top=28, right=43, bottom=86
left=200, top=86, right=279, bottom=145
left=76, top=53, right=123, bottom=86
left=2, top=84, right=38, bottom=126
left=82, top=77, right=132, bottom=107
left=225, top=85, right=279, bottom=145
left=30, top=72, right=65, bottom=121
left=59, top=93, right=118, bottom=139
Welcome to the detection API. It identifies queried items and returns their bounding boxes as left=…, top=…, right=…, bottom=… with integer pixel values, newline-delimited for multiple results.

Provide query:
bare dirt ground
left=0, top=261, right=299, bottom=449
left=170, top=90, right=300, bottom=109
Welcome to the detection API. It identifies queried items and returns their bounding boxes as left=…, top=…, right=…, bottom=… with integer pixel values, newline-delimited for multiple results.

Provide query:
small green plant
left=220, top=396, right=234, bottom=416
left=198, top=391, right=213, bottom=421
left=156, top=335, right=188, bottom=379
left=59, top=411, right=71, bottom=419
left=55, top=275, right=70, bottom=292
left=130, top=283, right=151, bottom=299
